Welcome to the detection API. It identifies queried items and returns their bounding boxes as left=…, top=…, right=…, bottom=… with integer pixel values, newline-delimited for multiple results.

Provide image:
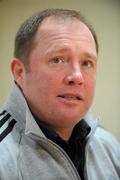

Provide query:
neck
left=53, top=127, right=74, bottom=141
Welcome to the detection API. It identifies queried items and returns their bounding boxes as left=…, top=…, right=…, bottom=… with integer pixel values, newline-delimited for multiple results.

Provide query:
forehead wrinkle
left=45, top=45, right=71, bottom=55
left=37, top=29, right=93, bottom=43
left=36, top=31, right=96, bottom=55
left=45, top=45, right=97, bottom=61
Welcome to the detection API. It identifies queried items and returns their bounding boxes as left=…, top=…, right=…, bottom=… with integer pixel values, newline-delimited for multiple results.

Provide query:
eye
left=81, top=60, right=94, bottom=68
left=51, top=57, right=64, bottom=64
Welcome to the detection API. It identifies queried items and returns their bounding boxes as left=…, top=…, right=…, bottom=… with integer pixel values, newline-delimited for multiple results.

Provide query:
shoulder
left=91, top=126, right=120, bottom=159
left=0, top=109, right=19, bottom=157
left=0, top=109, right=20, bottom=179
left=95, top=126, right=120, bottom=147
left=0, top=109, right=16, bottom=142
left=85, top=113, right=120, bottom=153
left=86, top=118, right=120, bottom=178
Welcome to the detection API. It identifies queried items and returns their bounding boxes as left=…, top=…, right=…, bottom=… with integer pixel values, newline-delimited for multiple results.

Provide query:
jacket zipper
left=30, top=134, right=81, bottom=180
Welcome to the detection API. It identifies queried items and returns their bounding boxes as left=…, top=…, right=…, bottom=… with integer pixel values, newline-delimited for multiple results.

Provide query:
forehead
left=32, top=16, right=96, bottom=56
left=35, top=16, right=94, bottom=40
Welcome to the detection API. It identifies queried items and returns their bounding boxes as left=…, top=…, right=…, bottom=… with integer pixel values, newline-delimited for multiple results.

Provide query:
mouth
left=57, top=94, right=82, bottom=101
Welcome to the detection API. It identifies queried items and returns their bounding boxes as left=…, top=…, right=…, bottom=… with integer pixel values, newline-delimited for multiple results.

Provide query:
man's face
left=21, top=17, right=97, bottom=133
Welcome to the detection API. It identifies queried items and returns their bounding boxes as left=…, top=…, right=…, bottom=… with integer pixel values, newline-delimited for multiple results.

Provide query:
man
left=0, top=9, right=119, bottom=180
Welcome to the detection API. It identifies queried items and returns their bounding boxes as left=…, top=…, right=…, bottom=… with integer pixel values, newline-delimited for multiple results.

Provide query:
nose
left=63, top=65, right=84, bottom=86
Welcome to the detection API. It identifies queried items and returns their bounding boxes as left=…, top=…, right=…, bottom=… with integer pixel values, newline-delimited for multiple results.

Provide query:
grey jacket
left=0, top=83, right=120, bottom=180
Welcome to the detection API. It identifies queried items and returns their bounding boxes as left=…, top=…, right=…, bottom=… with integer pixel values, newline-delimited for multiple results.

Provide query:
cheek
left=85, top=75, right=96, bottom=97
left=35, top=72, right=61, bottom=96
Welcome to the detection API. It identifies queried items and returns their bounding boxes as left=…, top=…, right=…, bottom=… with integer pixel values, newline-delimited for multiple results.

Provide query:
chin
left=59, top=114, right=82, bottom=126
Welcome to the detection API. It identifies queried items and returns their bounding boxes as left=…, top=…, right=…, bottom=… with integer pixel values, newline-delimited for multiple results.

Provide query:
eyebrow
left=45, top=46, right=97, bottom=60
left=45, top=46, right=70, bottom=55
left=83, top=52, right=97, bottom=60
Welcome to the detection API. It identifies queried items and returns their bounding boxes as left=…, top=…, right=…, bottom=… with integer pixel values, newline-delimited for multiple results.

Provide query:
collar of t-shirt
left=34, top=116, right=90, bottom=143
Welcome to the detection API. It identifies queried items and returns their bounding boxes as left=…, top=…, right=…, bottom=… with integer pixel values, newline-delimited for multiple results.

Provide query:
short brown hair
left=14, top=9, right=99, bottom=65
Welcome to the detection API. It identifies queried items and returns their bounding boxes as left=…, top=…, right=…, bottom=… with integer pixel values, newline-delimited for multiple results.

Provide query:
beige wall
left=0, top=0, right=120, bottom=141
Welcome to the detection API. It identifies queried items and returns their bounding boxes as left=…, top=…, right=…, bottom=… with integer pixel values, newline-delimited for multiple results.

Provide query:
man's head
left=14, top=9, right=98, bottom=66
left=11, top=9, right=98, bottom=140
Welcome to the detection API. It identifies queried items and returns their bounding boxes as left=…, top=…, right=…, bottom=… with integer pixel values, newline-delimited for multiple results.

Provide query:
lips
left=57, top=93, right=83, bottom=101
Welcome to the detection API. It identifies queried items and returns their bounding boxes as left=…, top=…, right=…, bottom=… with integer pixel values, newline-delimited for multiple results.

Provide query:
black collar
left=34, top=116, right=91, bottom=145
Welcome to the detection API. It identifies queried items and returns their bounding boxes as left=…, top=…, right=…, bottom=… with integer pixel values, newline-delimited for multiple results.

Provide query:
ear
left=11, top=58, right=25, bottom=89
